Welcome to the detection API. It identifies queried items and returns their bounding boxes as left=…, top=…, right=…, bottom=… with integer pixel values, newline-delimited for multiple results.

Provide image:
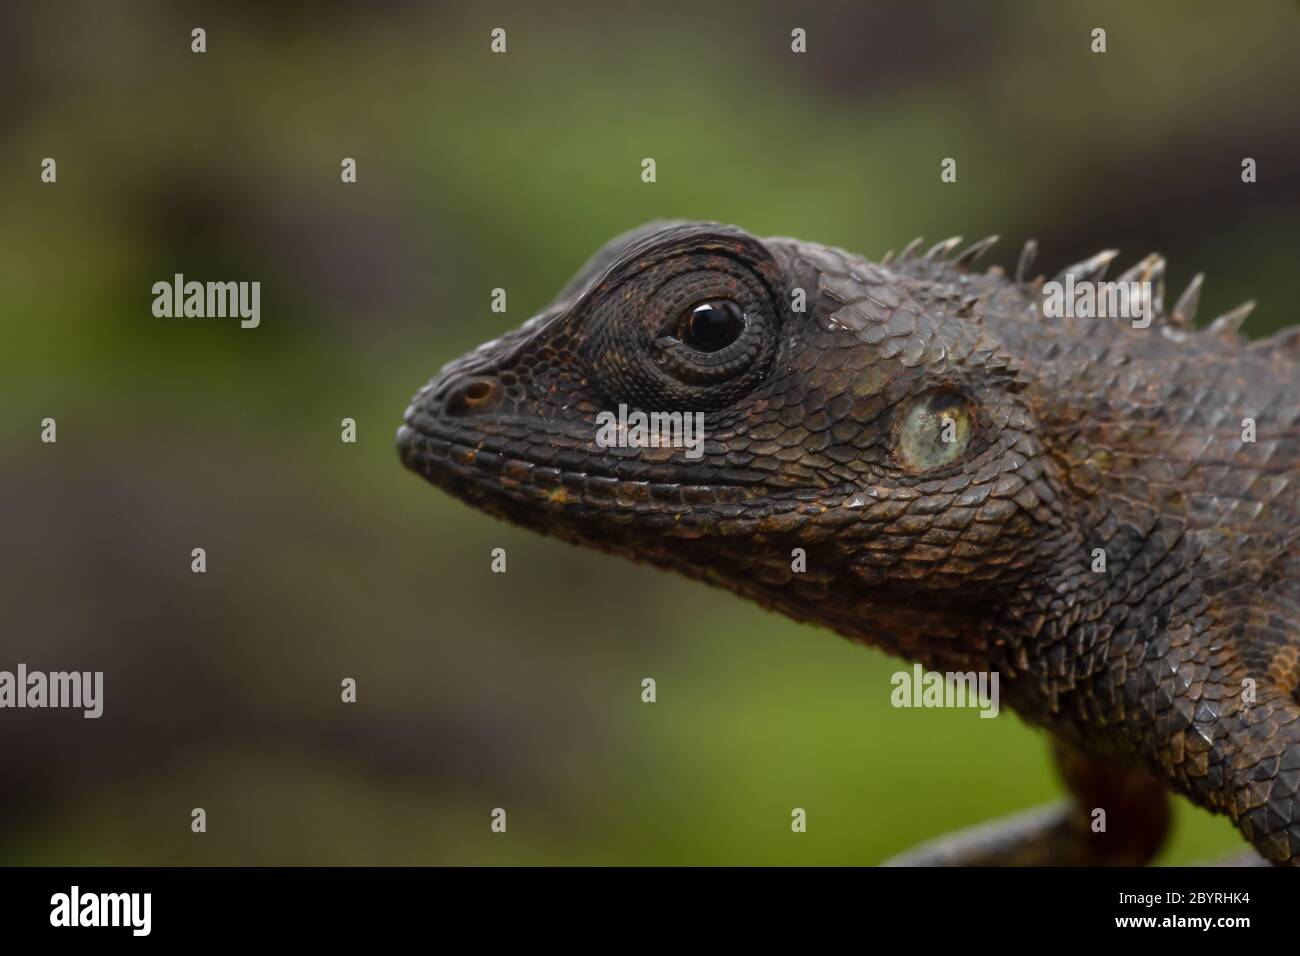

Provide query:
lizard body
left=398, top=222, right=1300, bottom=865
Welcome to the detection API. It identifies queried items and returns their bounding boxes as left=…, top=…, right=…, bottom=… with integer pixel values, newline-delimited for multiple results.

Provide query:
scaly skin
left=398, top=221, right=1300, bottom=865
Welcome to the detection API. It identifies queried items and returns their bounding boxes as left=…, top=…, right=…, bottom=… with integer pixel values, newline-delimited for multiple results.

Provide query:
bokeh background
left=2, top=0, right=1298, bottom=865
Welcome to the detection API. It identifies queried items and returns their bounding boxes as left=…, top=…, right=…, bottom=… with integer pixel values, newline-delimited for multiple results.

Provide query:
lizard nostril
left=444, top=376, right=501, bottom=417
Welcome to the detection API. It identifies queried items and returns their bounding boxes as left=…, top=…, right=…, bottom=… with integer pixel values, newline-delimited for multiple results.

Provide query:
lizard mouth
left=395, top=413, right=836, bottom=591
left=397, top=361, right=765, bottom=504
left=397, top=415, right=758, bottom=521
left=394, top=371, right=793, bottom=556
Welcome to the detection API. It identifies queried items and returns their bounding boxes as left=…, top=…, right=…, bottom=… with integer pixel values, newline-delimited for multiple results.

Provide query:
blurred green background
left=2, top=0, right=1298, bottom=865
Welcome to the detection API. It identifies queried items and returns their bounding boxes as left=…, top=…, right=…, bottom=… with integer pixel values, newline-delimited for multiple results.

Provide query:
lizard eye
left=894, top=389, right=975, bottom=473
left=580, top=229, right=784, bottom=410
left=675, top=300, right=745, bottom=352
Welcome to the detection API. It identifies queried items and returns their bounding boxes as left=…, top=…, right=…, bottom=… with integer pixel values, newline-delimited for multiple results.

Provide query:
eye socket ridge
left=652, top=317, right=765, bottom=385
left=645, top=269, right=775, bottom=385
left=582, top=252, right=784, bottom=409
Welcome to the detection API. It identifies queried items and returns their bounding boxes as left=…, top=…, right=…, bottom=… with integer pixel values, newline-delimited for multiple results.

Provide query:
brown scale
left=399, top=221, right=1300, bottom=865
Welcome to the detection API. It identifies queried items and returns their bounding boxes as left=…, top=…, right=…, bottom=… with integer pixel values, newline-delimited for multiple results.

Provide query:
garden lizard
left=398, top=221, right=1300, bottom=865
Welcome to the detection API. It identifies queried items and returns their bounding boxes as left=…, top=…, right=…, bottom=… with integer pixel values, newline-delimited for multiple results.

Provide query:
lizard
left=397, top=221, right=1300, bottom=865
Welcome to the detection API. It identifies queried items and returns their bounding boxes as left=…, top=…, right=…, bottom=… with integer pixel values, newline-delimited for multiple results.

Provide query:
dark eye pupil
left=678, top=300, right=744, bottom=352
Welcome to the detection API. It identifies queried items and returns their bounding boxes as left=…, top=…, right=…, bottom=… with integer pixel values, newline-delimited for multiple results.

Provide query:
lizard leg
left=1168, top=586, right=1300, bottom=866
left=882, top=743, right=1170, bottom=866
left=1205, top=682, right=1300, bottom=864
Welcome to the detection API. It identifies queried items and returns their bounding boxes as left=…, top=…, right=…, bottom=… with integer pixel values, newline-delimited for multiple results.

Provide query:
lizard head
left=399, top=222, right=1071, bottom=661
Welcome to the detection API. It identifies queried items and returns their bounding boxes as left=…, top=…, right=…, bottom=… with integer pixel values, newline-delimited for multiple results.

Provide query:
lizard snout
left=392, top=369, right=499, bottom=468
